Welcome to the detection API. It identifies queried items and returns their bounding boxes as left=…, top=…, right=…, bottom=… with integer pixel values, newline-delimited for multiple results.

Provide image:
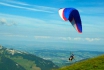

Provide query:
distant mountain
left=56, top=55, right=104, bottom=70
left=0, top=45, right=58, bottom=70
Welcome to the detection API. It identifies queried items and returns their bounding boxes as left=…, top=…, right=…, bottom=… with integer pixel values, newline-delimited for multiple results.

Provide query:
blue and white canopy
left=59, top=8, right=82, bottom=33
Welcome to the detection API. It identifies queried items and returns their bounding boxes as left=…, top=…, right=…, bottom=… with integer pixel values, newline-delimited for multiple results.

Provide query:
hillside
left=0, top=45, right=58, bottom=70
left=57, top=55, right=104, bottom=70
left=0, top=55, right=26, bottom=70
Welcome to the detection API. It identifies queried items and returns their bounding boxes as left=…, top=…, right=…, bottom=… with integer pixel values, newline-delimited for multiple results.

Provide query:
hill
left=0, top=45, right=58, bottom=70
left=57, top=55, right=104, bottom=70
left=0, top=55, right=26, bottom=70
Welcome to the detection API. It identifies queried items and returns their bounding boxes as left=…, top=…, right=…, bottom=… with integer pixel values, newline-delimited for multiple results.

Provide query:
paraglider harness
left=69, top=54, right=74, bottom=61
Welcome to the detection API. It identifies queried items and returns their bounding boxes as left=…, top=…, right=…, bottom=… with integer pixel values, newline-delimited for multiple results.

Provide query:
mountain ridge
left=0, top=45, right=58, bottom=70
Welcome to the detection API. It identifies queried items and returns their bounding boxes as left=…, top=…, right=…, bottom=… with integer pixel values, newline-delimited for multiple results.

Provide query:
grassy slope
left=10, top=56, right=41, bottom=70
left=0, top=56, right=26, bottom=70
left=58, top=55, right=104, bottom=70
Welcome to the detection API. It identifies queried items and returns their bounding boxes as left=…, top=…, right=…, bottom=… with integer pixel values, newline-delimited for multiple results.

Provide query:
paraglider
left=58, top=8, right=82, bottom=33
left=69, top=52, right=74, bottom=61
left=69, top=53, right=74, bottom=61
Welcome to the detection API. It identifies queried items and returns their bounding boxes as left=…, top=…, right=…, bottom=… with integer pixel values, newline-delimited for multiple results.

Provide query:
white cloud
left=0, top=32, right=28, bottom=37
left=0, top=1, right=57, bottom=13
left=57, top=37, right=101, bottom=42
left=0, top=13, right=46, bottom=26
left=68, top=37, right=72, bottom=40
left=34, top=36, right=101, bottom=42
left=34, top=36, right=72, bottom=40
left=0, top=18, right=6, bottom=25
left=85, top=38, right=101, bottom=42
left=74, top=37, right=81, bottom=41
left=58, top=37, right=67, bottom=40
left=94, top=38, right=100, bottom=41
left=0, top=18, right=16, bottom=26
left=85, top=38, right=94, bottom=42
left=34, top=36, right=50, bottom=39
left=8, top=0, right=57, bottom=11
left=7, top=0, right=30, bottom=6
left=5, top=34, right=28, bottom=37
left=12, top=1, right=56, bottom=9
left=58, top=37, right=72, bottom=40
left=58, top=37, right=82, bottom=41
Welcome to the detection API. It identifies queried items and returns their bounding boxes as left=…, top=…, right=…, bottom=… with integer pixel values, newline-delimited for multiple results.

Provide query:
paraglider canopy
left=59, top=8, right=82, bottom=33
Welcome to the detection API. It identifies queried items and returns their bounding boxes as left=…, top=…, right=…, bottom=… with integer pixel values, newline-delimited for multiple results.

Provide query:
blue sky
left=0, top=0, right=104, bottom=49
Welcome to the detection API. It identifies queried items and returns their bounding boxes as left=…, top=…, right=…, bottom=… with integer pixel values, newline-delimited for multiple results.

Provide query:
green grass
left=10, top=56, right=41, bottom=70
left=57, top=55, right=104, bottom=70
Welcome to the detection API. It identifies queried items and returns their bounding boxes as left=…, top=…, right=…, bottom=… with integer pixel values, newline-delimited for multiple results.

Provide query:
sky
left=0, top=0, right=104, bottom=50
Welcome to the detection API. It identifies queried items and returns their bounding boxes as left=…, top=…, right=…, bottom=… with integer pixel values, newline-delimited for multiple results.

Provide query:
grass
left=57, top=55, right=104, bottom=70
left=10, top=56, right=41, bottom=70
